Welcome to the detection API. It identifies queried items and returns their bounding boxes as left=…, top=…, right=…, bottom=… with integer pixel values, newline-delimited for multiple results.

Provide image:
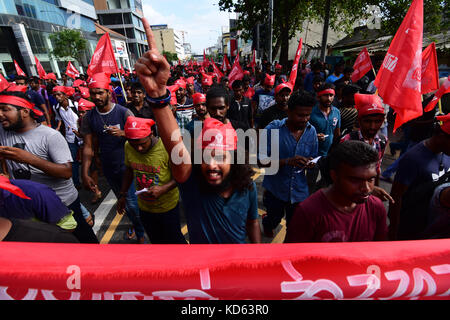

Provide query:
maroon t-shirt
left=285, top=190, right=388, bottom=242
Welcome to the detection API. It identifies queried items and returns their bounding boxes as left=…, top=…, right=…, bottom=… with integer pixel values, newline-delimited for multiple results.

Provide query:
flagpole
left=438, top=100, right=443, bottom=114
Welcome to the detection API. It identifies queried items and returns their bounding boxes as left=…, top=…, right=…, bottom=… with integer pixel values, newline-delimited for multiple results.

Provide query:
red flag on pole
left=421, top=42, right=439, bottom=94
left=65, top=61, right=80, bottom=79
left=202, top=50, right=210, bottom=69
left=210, top=57, right=224, bottom=80
left=288, top=38, right=303, bottom=86
left=424, top=76, right=450, bottom=112
left=247, top=49, right=256, bottom=72
left=0, top=73, right=10, bottom=92
left=374, top=0, right=424, bottom=132
left=87, top=33, right=119, bottom=77
left=228, top=53, right=244, bottom=88
left=351, top=47, right=374, bottom=83
left=13, top=60, right=26, bottom=77
left=222, top=55, right=231, bottom=72
left=34, top=56, right=47, bottom=79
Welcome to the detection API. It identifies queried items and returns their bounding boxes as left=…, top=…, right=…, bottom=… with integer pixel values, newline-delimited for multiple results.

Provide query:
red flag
left=247, top=49, right=256, bottom=72
left=222, top=55, right=231, bottom=72
left=288, top=38, right=303, bottom=86
left=424, top=76, right=450, bottom=112
left=210, top=57, right=224, bottom=80
left=87, top=33, right=119, bottom=77
left=374, top=0, right=423, bottom=132
left=202, top=50, right=210, bottom=69
left=228, top=53, right=244, bottom=88
left=65, top=61, right=80, bottom=79
left=0, top=73, right=10, bottom=92
left=34, top=56, right=47, bottom=79
left=351, top=47, right=373, bottom=83
left=421, top=42, right=439, bottom=94
left=13, top=60, right=26, bottom=77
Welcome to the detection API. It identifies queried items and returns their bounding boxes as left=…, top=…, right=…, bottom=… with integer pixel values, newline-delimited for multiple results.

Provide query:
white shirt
left=54, top=100, right=79, bottom=143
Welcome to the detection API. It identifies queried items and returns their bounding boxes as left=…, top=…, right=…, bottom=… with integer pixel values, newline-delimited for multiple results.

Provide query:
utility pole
left=268, top=0, right=273, bottom=65
left=320, top=0, right=331, bottom=62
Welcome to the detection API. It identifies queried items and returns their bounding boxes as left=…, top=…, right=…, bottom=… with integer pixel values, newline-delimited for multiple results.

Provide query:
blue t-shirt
left=27, top=89, right=46, bottom=122
left=304, top=72, right=324, bottom=93
left=395, top=142, right=450, bottom=238
left=261, top=118, right=318, bottom=203
left=178, top=172, right=259, bottom=244
left=309, top=104, right=341, bottom=156
left=326, top=73, right=343, bottom=84
left=0, top=179, right=70, bottom=224
left=252, top=89, right=275, bottom=115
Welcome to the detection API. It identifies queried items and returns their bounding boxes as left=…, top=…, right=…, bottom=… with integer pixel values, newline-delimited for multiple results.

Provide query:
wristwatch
left=145, top=89, right=171, bottom=108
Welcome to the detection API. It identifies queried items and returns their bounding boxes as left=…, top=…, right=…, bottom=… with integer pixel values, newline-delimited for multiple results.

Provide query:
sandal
left=85, top=214, right=94, bottom=227
left=124, top=228, right=136, bottom=241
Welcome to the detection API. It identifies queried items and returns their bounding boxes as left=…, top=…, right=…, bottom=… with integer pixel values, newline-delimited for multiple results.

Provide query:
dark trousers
left=262, top=190, right=298, bottom=231
left=140, top=203, right=187, bottom=244
left=68, top=196, right=99, bottom=243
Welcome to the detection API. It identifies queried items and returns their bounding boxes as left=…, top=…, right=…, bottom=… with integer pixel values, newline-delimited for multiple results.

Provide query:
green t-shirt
left=124, top=138, right=179, bottom=213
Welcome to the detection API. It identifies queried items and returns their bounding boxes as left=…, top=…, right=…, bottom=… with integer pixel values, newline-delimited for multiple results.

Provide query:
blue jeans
left=104, top=169, right=146, bottom=239
left=140, top=203, right=187, bottom=244
left=68, top=142, right=80, bottom=186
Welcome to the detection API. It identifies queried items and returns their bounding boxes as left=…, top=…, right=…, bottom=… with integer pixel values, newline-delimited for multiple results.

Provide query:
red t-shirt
left=243, top=87, right=255, bottom=99
left=285, top=190, right=388, bottom=242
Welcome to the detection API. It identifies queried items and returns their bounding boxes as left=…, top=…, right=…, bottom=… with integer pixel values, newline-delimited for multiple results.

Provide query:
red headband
left=192, top=93, right=206, bottom=105
left=77, top=98, right=95, bottom=112
left=88, top=73, right=110, bottom=90
left=53, top=86, right=75, bottom=96
left=354, top=93, right=385, bottom=117
left=317, top=89, right=335, bottom=96
left=0, top=95, right=43, bottom=116
left=124, top=116, right=155, bottom=140
left=197, top=118, right=237, bottom=151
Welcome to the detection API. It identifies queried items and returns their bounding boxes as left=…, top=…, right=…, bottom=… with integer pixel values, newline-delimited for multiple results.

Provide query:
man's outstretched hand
left=135, top=17, right=171, bottom=98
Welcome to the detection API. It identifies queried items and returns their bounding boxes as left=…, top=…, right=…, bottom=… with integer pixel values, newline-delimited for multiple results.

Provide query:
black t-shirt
left=228, top=95, right=252, bottom=129
left=258, top=104, right=287, bottom=129
left=2, top=218, right=79, bottom=243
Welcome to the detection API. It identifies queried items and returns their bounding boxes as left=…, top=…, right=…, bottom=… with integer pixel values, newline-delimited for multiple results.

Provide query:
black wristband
left=145, top=89, right=171, bottom=109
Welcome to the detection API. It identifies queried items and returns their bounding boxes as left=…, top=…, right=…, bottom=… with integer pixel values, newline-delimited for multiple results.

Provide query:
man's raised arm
left=134, top=17, right=191, bottom=183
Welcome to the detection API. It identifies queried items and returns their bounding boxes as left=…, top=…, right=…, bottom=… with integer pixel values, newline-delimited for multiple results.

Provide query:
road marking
left=92, top=190, right=117, bottom=236
left=100, top=211, right=125, bottom=244
left=272, top=220, right=286, bottom=244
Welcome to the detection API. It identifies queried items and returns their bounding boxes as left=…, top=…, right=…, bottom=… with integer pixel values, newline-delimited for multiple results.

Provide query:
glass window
left=41, top=0, right=57, bottom=5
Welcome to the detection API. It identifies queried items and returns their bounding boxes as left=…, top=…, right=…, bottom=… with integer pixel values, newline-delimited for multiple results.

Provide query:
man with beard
left=285, top=140, right=388, bottom=242
left=307, top=83, right=341, bottom=193
left=259, top=90, right=318, bottom=237
left=258, top=82, right=292, bottom=129
left=81, top=72, right=146, bottom=243
left=134, top=18, right=261, bottom=244
left=186, top=92, right=209, bottom=137
left=0, top=89, right=98, bottom=243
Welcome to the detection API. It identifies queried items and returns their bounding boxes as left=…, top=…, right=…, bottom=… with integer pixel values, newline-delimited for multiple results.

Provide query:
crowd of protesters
left=0, top=22, right=449, bottom=244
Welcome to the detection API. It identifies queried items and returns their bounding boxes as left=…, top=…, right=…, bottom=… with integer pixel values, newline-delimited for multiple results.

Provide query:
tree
left=49, top=29, right=87, bottom=64
left=218, top=0, right=448, bottom=68
left=162, top=51, right=179, bottom=63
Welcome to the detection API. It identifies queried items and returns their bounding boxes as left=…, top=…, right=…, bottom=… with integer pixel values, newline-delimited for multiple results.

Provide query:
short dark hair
left=15, top=75, right=27, bottom=82
left=342, top=84, right=360, bottom=97
left=329, top=140, right=379, bottom=171
left=29, top=76, right=40, bottom=84
left=131, top=82, right=145, bottom=92
left=344, top=66, right=354, bottom=74
left=206, top=85, right=229, bottom=106
left=312, top=75, right=324, bottom=84
left=317, top=82, right=336, bottom=92
left=288, top=90, right=316, bottom=110
left=231, top=79, right=243, bottom=89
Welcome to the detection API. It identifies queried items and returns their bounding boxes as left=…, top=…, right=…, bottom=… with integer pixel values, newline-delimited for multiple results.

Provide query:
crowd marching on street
left=0, top=10, right=449, bottom=247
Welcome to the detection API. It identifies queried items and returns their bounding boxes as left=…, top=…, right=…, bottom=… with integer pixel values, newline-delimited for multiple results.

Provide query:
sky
left=141, top=0, right=235, bottom=55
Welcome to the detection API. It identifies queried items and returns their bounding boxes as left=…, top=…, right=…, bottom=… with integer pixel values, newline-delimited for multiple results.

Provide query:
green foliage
left=49, top=29, right=87, bottom=61
left=162, top=51, right=179, bottom=62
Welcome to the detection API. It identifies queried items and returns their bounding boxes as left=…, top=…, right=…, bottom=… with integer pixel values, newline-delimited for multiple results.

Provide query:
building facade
left=150, top=24, right=189, bottom=60
left=0, top=0, right=99, bottom=78
left=93, top=0, right=148, bottom=66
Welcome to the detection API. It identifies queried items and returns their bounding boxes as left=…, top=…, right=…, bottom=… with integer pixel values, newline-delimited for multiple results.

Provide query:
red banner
left=421, top=42, right=439, bottom=94
left=288, top=38, right=303, bottom=86
left=65, top=61, right=80, bottom=79
left=210, top=58, right=224, bottom=80
left=0, top=73, right=9, bottom=92
left=228, top=53, right=244, bottom=88
left=34, top=56, right=47, bottom=79
left=222, top=54, right=231, bottom=72
left=351, top=47, right=373, bottom=83
left=374, top=0, right=423, bottom=132
left=87, top=33, right=119, bottom=77
left=0, top=240, right=449, bottom=300
left=13, top=60, right=26, bottom=77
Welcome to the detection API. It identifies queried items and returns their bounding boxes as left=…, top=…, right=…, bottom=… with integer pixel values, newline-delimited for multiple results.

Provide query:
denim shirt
left=260, top=118, right=318, bottom=203
left=309, top=104, right=341, bottom=156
